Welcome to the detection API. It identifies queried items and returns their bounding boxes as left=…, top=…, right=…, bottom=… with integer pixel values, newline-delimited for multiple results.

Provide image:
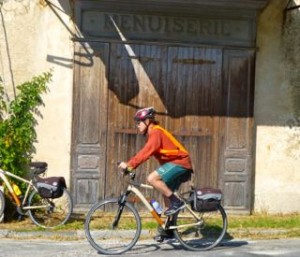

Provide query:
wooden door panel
left=72, top=42, right=109, bottom=209
left=106, top=43, right=168, bottom=203
left=166, top=46, right=222, bottom=188
left=221, top=49, right=255, bottom=213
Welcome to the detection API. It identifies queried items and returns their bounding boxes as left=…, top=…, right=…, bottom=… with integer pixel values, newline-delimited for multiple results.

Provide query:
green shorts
left=157, top=163, right=191, bottom=191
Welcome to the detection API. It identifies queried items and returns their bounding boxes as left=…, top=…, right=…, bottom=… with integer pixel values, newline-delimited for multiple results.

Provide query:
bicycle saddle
left=30, top=162, right=48, bottom=174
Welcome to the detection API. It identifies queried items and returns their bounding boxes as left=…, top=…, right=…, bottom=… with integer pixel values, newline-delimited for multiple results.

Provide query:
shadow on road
left=124, top=238, right=248, bottom=255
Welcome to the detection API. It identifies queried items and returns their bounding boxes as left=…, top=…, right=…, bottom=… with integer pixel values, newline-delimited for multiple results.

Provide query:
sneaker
left=164, top=200, right=184, bottom=216
left=153, top=226, right=174, bottom=242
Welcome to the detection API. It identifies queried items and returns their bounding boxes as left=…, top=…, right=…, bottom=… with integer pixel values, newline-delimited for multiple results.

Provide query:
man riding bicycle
left=118, top=107, right=193, bottom=241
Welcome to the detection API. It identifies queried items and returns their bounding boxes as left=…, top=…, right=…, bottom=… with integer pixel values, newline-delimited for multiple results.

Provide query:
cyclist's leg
left=153, top=223, right=174, bottom=242
left=152, top=200, right=175, bottom=242
left=155, top=163, right=190, bottom=215
left=150, top=164, right=191, bottom=242
left=148, top=168, right=184, bottom=215
left=151, top=163, right=190, bottom=215
left=148, top=163, right=187, bottom=194
left=147, top=171, right=173, bottom=196
left=148, top=167, right=176, bottom=242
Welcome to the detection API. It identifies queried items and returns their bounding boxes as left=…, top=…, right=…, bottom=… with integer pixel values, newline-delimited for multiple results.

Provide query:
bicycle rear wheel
left=173, top=204, right=227, bottom=251
left=85, top=198, right=141, bottom=255
left=28, top=188, right=73, bottom=228
left=0, top=190, right=5, bottom=218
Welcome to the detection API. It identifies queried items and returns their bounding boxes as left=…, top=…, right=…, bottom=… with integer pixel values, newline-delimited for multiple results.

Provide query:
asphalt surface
left=0, top=226, right=299, bottom=256
left=0, top=238, right=300, bottom=257
left=0, top=227, right=299, bottom=257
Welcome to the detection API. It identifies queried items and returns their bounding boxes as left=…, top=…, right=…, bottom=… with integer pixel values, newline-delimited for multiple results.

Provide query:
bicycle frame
left=125, top=183, right=164, bottom=226
left=0, top=168, right=44, bottom=212
left=124, top=181, right=202, bottom=230
left=0, top=164, right=73, bottom=229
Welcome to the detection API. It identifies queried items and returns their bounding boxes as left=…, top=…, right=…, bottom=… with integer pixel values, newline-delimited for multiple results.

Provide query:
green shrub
left=0, top=71, right=52, bottom=179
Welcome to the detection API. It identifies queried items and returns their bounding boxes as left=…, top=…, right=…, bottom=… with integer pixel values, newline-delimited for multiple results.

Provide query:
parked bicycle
left=0, top=162, right=73, bottom=228
left=85, top=166, right=227, bottom=255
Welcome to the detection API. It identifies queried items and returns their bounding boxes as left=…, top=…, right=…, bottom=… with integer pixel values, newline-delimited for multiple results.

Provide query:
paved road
left=0, top=238, right=299, bottom=257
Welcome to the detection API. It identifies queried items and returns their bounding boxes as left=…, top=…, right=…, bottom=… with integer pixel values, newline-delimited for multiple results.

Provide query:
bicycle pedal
left=153, top=235, right=165, bottom=243
left=17, top=214, right=24, bottom=221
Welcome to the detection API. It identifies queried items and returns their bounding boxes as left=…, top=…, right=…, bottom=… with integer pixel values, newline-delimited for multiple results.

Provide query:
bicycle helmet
left=134, top=107, right=155, bottom=121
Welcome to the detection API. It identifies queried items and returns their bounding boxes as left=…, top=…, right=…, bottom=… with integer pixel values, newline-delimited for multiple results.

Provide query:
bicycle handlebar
left=123, top=169, right=136, bottom=180
left=117, top=162, right=136, bottom=180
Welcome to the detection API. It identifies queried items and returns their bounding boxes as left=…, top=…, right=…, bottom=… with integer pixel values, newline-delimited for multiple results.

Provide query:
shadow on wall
left=48, top=1, right=256, bottom=120
left=0, top=7, right=16, bottom=99
left=253, top=0, right=300, bottom=127
left=282, top=2, right=300, bottom=158
left=48, top=0, right=299, bottom=125
left=283, top=2, right=300, bottom=123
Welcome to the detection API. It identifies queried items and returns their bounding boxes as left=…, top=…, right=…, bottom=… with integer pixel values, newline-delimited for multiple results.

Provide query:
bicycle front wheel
left=28, top=188, right=73, bottom=228
left=85, top=198, right=141, bottom=255
left=173, top=204, right=227, bottom=251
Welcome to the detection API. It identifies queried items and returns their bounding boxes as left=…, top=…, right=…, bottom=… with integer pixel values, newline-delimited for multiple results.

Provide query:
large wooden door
left=72, top=42, right=255, bottom=213
left=105, top=43, right=223, bottom=205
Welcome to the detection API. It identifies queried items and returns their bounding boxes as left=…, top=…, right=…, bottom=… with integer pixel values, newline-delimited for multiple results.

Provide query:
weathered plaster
left=0, top=0, right=74, bottom=185
left=254, top=0, right=300, bottom=213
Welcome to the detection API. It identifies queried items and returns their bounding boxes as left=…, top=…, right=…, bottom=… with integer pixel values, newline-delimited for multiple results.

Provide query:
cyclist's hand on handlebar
left=118, top=161, right=130, bottom=175
left=118, top=161, right=134, bottom=177
left=118, top=161, right=128, bottom=170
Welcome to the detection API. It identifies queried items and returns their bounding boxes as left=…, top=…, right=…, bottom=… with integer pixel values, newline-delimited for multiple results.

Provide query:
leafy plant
left=0, top=71, right=52, bottom=179
left=0, top=77, right=7, bottom=119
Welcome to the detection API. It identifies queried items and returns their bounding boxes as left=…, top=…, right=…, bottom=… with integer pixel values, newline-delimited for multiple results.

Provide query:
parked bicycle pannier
left=190, top=187, right=222, bottom=212
left=36, top=177, right=66, bottom=199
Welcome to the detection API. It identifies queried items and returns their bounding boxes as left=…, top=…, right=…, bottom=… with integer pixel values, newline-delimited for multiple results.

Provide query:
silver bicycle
left=85, top=167, right=227, bottom=255
left=0, top=162, right=73, bottom=228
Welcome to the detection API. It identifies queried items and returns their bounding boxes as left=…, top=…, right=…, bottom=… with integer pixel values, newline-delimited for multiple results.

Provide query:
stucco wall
left=0, top=0, right=74, bottom=185
left=254, top=0, right=300, bottom=213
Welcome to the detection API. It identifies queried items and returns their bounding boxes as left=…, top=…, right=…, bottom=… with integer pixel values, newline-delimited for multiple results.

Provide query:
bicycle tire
left=173, top=204, right=227, bottom=251
left=28, top=188, right=73, bottom=228
left=0, top=190, right=5, bottom=218
left=85, top=198, right=141, bottom=255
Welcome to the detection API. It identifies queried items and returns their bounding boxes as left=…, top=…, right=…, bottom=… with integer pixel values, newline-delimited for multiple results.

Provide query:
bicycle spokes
left=173, top=205, right=227, bottom=251
left=85, top=199, right=141, bottom=255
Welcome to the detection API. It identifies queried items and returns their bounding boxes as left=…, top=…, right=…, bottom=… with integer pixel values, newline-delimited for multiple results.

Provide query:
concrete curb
left=227, top=228, right=299, bottom=237
left=0, top=227, right=298, bottom=241
left=0, top=229, right=154, bottom=240
left=0, top=229, right=82, bottom=240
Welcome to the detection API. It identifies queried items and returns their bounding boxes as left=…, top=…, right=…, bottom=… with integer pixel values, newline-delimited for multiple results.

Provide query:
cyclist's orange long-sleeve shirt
left=127, top=125, right=193, bottom=170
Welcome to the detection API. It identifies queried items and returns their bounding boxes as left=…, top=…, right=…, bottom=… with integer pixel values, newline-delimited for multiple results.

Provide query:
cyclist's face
left=136, top=120, right=148, bottom=133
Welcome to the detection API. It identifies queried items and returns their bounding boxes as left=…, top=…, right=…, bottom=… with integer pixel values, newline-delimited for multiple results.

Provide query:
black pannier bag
left=36, top=177, right=66, bottom=199
left=190, top=187, right=222, bottom=212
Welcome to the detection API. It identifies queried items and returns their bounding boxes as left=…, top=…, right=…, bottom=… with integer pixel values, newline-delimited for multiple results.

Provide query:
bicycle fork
left=112, top=191, right=130, bottom=228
